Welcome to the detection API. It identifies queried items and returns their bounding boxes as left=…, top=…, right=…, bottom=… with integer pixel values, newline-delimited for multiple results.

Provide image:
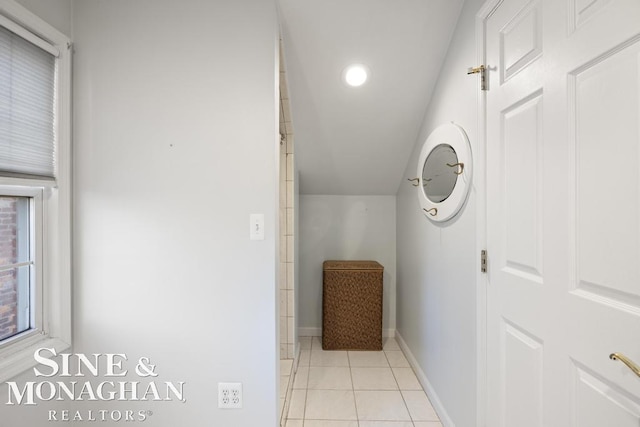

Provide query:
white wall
left=299, top=195, right=396, bottom=335
left=396, top=0, right=485, bottom=426
left=15, top=0, right=71, bottom=35
left=76, top=1, right=278, bottom=426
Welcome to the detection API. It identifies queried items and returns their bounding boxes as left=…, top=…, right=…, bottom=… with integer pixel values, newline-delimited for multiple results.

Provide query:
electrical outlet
left=218, top=382, right=242, bottom=409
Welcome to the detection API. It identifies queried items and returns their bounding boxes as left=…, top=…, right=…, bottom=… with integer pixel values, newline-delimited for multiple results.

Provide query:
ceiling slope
left=278, top=0, right=464, bottom=195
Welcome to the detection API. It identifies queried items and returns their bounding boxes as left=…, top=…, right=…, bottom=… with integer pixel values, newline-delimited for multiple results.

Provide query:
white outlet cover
left=218, top=382, right=242, bottom=409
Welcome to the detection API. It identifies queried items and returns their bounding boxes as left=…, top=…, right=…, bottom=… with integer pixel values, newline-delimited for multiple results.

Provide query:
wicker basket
left=322, top=260, right=383, bottom=351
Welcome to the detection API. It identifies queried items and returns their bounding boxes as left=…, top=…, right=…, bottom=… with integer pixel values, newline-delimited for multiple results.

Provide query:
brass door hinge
left=481, top=250, right=487, bottom=273
left=468, top=65, right=487, bottom=91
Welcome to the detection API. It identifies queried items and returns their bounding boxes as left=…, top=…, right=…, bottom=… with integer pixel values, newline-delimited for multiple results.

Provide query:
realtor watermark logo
left=5, top=348, right=186, bottom=422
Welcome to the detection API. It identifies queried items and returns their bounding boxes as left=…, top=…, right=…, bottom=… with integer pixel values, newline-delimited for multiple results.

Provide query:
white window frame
left=0, top=0, right=71, bottom=382
left=0, top=187, right=44, bottom=342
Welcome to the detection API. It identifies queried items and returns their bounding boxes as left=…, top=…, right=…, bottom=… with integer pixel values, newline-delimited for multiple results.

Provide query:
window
left=0, top=0, right=71, bottom=382
left=0, top=196, right=34, bottom=342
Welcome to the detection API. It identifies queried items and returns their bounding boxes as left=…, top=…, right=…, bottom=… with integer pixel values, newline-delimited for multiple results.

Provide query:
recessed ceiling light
left=343, top=64, right=369, bottom=87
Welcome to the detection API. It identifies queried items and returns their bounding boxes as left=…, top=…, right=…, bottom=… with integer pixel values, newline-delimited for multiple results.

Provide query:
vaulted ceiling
left=277, top=0, right=464, bottom=195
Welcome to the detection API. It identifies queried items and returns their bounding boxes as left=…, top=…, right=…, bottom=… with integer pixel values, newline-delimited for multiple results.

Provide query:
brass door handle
left=610, top=353, right=640, bottom=378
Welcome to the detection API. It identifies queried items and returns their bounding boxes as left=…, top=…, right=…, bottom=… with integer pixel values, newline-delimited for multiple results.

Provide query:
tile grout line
left=347, top=350, right=361, bottom=427
left=285, top=338, right=312, bottom=426
left=280, top=359, right=294, bottom=426
left=384, top=345, right=416, bottom=425
left=301, top=340, right=313, bottom=424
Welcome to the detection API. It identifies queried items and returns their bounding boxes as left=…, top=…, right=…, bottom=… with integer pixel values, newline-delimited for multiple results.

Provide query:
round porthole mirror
left=415, top=123, right=472, bottom=223
left=422, top=144, right=459, bottom=203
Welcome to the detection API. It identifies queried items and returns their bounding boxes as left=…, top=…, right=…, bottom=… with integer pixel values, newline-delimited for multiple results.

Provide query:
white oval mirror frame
left=416, top=123, right=472, bottom=222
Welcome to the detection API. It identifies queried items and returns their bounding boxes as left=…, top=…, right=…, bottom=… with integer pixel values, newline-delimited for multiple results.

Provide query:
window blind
left=0, top=24, right=56, bottom=178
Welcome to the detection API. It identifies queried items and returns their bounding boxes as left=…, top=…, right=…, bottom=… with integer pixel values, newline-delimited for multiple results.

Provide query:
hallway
left=1, top=0, right=639, bottom=425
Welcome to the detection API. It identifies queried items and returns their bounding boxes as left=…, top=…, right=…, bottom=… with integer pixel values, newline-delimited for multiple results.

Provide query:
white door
left=485, top=0, right=640, bottom=425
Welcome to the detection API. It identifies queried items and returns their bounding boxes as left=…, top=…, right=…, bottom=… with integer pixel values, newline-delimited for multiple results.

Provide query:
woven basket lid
left=323, top=260, right=383, bottom=271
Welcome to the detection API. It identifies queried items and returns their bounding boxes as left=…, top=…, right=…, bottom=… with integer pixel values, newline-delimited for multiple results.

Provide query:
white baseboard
left=395, top=331, right=455, bottom=427
left=298, top=327, right=396, bottom=338
left=298, top=327, right=320, bottom=337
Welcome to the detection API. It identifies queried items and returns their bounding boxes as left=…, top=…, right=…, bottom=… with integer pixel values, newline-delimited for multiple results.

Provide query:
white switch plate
left=250, top=214, right=264, bottom=240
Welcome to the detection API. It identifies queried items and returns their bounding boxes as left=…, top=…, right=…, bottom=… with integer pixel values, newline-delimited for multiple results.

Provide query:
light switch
left=250, top=214, right=264, bottom=240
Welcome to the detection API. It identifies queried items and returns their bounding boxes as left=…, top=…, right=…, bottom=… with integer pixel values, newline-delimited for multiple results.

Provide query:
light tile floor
left=285, top=337, right=443, bottom=427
